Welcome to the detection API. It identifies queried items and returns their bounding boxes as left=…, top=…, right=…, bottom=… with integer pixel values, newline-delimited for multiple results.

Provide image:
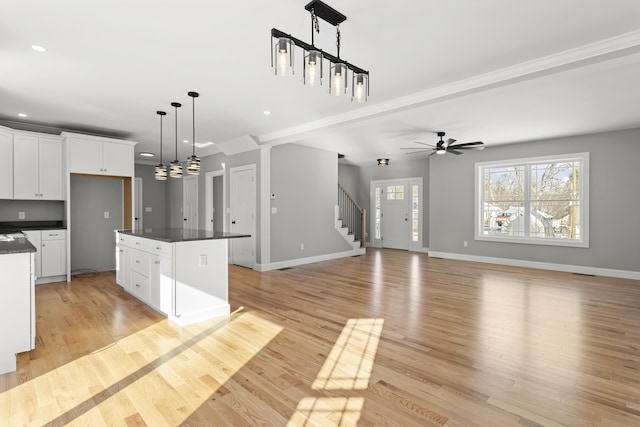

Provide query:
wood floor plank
left=1, top=248, right=639, bottom=426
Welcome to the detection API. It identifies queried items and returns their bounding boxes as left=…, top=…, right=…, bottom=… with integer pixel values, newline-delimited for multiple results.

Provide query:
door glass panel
left=411, top=184, right=419, bottom=242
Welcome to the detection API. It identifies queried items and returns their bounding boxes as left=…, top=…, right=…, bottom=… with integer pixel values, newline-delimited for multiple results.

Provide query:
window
left=386, top=185, right=404, bottom=200
left=475, top=152, right=589, bottom=247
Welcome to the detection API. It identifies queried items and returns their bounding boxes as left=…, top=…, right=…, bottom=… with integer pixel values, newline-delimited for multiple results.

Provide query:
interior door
left=230, top=165, right=256, bottom=268
left=183, top=175, right=198, bottom=230
left=133, top=177, right=143, bottom=231
left=381, top=182, right=410, bottom=250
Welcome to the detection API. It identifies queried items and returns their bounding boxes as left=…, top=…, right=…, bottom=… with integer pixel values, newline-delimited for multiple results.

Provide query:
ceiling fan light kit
left=377, top=158, right=390, bottom=166
left=401, top=131, right=485, bottom=156
left=271, top=0, right=369, bottom=102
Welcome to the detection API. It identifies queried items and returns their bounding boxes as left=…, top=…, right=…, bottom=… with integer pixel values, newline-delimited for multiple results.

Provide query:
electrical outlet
left=145, top=206, right=152, bottom=212
left=18, top=211, right=25, bottom=220
left=463, top=241, right=468, bottom=247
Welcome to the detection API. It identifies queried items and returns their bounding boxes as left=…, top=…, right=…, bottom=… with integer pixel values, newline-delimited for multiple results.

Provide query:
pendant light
left=154, top=110, right=167, bottom=180
left=169, top=102, right=183, bottom=178
left=186, top=91, right=200, bottom=175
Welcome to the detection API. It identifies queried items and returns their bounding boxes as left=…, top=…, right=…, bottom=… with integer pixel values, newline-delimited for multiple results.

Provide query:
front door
left=381, top=182, right=410, bottom=250
left=229, top=164, right=256, bottom=268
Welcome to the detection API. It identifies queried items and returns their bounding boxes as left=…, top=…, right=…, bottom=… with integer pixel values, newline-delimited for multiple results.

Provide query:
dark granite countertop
left=117, top=228, right=250, bottom=243
left=0, top=220, right=66, bottom=232
left=0, top=234, right=37, bottom=254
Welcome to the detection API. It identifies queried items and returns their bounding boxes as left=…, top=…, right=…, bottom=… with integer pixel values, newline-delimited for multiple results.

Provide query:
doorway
left=205, top=170, right=225, bottom=233
left=182, top=175, right=198, bottom=230
left=229, top=164, right=256, bottom=269
left=370, top=178, right=423, bottom=250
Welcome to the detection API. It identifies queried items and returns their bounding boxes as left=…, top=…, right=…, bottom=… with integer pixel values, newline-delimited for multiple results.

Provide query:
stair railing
left=338, top=183, right=366, bottom=248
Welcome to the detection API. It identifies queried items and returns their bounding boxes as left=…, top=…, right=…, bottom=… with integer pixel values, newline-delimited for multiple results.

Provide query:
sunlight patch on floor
left=290, top=318, right=383, bottom=426
left=312, top=318, right=384, bottom=390
left=288, top=397, right=364, bottom=427
left=0, top=310, right=283, bottom=426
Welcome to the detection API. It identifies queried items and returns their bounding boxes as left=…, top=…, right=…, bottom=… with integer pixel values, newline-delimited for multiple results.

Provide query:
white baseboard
left=257, top=248, right=366, bottom=272
left=427, top=251, right=640, bottom=281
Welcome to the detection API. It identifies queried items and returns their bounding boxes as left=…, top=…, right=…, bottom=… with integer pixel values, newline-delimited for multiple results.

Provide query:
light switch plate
left=145, top=207, right=152, bottom=212
left=104, top=212, right=110, bottom=219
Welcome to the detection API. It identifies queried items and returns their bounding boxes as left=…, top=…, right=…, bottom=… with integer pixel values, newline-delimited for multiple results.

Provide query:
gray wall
left=70, top=175, right=123, bottom=272
left=429, top=127, right=640, bottom=272
left=271, top=144, right=352, bottom=262
left=135, top=164, right=167, bottom=231
left=339, top=157, right=430, bottom=247
left=0, top=200, right=65, bottom=222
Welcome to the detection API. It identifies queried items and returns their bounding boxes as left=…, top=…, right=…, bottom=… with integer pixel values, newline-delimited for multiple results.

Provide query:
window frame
left=475, top=152, right=589, bottom=248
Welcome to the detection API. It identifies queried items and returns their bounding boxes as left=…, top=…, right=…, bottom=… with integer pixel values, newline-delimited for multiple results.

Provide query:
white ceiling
left=2, top=0, right=640, bottom=166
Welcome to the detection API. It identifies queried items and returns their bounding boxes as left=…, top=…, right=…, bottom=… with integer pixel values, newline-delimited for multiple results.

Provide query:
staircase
left=337, top=183, right=366, bottom=252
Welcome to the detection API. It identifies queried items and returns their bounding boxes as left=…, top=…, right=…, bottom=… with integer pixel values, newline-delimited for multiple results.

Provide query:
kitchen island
left=0, top=233, right=36, bottom=375
left=115, top=229, right=249, bottom=325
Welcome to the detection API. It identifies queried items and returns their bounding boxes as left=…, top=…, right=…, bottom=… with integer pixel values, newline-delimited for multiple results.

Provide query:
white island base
left=116, top=230, right=244, bottom=326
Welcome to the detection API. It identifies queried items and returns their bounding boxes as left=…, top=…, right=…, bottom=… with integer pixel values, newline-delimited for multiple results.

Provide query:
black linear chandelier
left=271, top=0, right=369, bottom=102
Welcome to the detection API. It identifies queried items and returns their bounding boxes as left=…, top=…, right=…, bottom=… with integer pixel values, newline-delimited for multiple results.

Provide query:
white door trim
left=370, top=177, right=423, bottom=251
left=229, top=163, right=256, bottom=269
left=205, top=169, right=226, bottom=233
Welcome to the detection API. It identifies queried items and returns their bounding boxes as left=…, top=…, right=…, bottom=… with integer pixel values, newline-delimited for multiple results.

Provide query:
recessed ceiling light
left=139, top=152, right=155, bottom=157
left=31, top=45, right=47, bottom=52
left=195, top=141, right=215, bottom=148
left=263, top=110, right=271, bottom=115
left=183, top=139, right=189, bottom=144
left=18, top=113, right=28, bottom=118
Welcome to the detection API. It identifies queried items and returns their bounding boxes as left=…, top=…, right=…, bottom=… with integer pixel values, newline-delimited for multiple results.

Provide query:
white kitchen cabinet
left=23, top=230, right=42, bottom=279
left=67, top=135, right=134, bottom=176
left=13, top=134, right=64, bottom=200
left=41, top=230, right=66, bottom=277
left=150, top=254, right=173, bottom=314
left=24, top=229, right=67, bottom=282
left=0, top=129, right=13, bottom=199
left=116, top=245, right=129, bottom=288
left=0, top=252, right=34, bottom=375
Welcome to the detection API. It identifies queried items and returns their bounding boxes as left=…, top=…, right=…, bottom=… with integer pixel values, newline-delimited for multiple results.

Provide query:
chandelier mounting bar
left=304, top=0, right=346, bottom=26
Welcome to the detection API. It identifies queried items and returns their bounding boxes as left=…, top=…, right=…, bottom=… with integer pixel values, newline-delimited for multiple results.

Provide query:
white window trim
left=475, top=152, right=589, bottom=248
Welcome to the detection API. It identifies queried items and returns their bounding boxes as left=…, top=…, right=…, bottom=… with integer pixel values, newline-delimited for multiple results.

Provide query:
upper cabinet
left=13, top=134, right=64, bottom=200
left=66, top=134, right=135, bottom=177
left=0, top=129, right=13, bottom=199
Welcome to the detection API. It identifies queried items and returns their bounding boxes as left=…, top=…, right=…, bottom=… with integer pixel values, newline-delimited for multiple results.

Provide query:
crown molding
left=258, top=29, right=640, bottom=146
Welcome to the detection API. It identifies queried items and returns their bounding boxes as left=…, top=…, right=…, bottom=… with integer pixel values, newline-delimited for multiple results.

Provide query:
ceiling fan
left=401, top=131, right=484, bottom=156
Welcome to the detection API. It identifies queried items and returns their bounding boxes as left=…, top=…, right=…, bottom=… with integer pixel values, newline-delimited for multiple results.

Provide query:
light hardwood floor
left=1, top=248, right=639, bottom=426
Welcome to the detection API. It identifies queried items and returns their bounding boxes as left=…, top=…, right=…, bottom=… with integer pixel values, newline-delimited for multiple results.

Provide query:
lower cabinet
left=116, top=233, right=173, bottom=315
left=23, top=229, right=66, bottom=283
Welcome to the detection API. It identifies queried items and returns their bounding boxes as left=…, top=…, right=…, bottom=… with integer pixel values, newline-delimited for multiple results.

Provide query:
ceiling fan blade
left=414, top=141, right=435, bottom=147
left=450, top=141, right=484, bottom=148
left=456, top=145, right=485, bottom=150
left=448, top=149, right=464, bottom=155
left=442, top=138, right=456, bottom=149
left=405, top=150, right=431, bottom=154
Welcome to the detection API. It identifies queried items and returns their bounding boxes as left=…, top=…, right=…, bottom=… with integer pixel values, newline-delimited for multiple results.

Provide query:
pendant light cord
left=192, top=95, right=195, bottom=156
